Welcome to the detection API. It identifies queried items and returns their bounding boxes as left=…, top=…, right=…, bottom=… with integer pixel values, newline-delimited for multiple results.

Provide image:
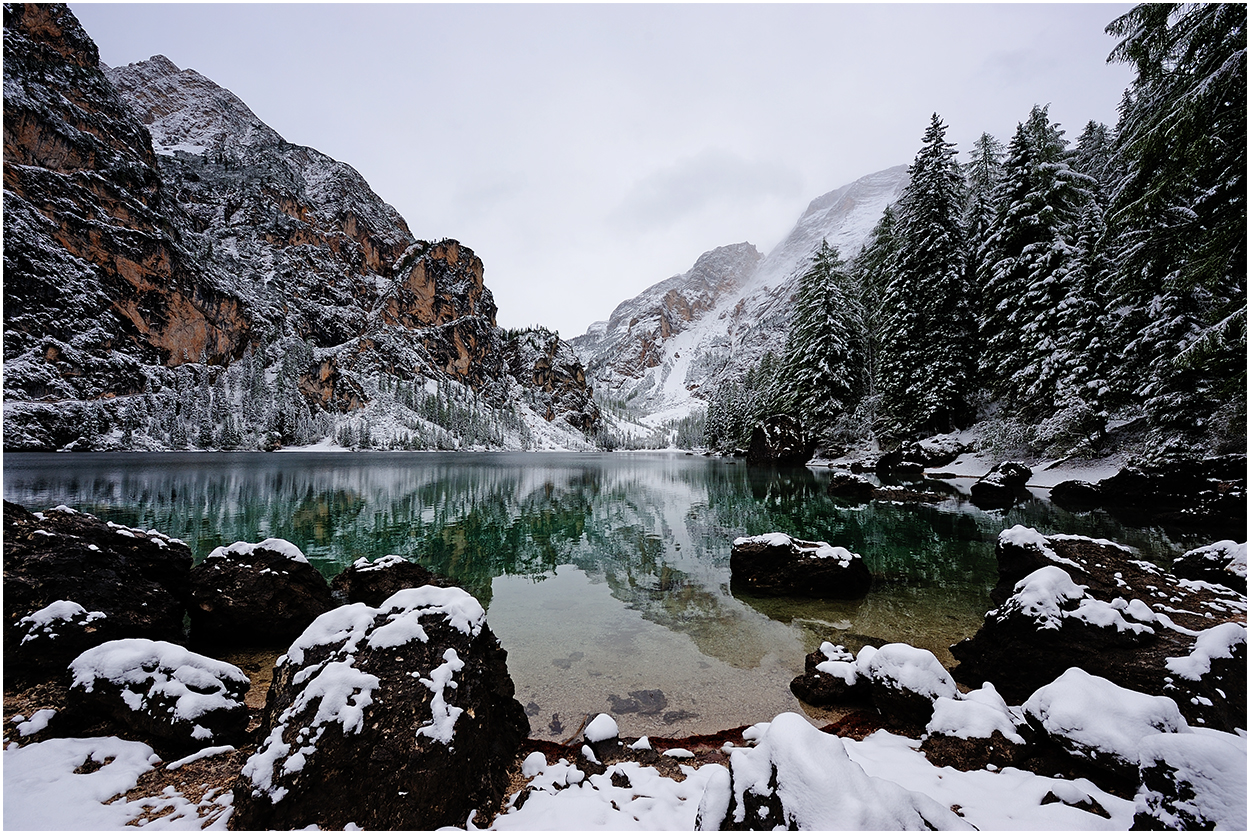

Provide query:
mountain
left=572, top=165, right=908, bottom=420
left=2, top=4, right=598, bottom=451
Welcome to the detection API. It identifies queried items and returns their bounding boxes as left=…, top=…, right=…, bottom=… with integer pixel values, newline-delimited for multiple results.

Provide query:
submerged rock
left=232, top=586, right=528, bottom=830
left=188, top=538, right=334, bottom=648
left=67, top=638, right=250, bottom=749
left=4, top=501, right=192, bottom=686
left=952, top=526, right=1247, bottom=732
left=730, top=533, right=870, bottom=599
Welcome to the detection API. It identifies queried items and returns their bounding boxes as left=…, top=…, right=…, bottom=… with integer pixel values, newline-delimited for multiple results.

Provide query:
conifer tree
left=964, top=133, right=1005, bottom=328
left=1105, top=2, right=1247, bottom=452
left=849, top=205, right=899, bottom=439
left=980, top=105, right=1095, bottom=420
left=879, top=114, right=972, bottom=439
left=779, top=241, right=860, bottom=441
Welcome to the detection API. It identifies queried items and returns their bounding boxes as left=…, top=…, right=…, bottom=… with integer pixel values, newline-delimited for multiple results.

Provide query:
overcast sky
left=72, top=3, right=1136, bottom=337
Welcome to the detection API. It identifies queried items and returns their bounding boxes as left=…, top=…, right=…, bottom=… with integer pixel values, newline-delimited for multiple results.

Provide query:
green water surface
left=3, top=451, right=1209, bottom=740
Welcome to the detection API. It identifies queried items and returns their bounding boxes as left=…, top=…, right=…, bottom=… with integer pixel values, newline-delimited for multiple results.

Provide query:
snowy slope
left=572, top=165, right=909, bottom=420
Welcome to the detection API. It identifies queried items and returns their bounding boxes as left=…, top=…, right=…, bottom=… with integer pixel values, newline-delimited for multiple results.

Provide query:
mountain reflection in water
left=4, top=451, right=1208, bottom=740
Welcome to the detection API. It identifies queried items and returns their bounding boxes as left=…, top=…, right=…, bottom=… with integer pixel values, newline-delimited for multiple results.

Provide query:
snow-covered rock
left=1022, top=667, right=1189, bottom=778
left=1171, top=540, right=1247, bottom=593
left=926, top=683, right=1024, bottom=745
left=695, top=712, right=970, bottom=830
left=4, top=502, right=193, bottom=685
left=730, top=532, right=871, bottom=598
left=789, top=641, right=870, bottom=706
left=188, top=538, right=334, bottom=647
left=1134, top=728, right=1247, bottom=830
left=68, top=638, right=250, bottom=748
left=232, top=586, right=528, bottom=830
left=859, top=643, right=958, bottom=726
left=953, top=527, right=1247, bottom=733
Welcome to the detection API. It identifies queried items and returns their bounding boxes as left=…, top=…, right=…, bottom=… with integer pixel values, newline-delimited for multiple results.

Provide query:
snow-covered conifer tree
left=1105, top=2, right=1246, bottom=453
left=879, top=114, right=973, bottom=439
left=980, top=105, right=1095, bottom=421
left=780, top=241, right=860, bottom=442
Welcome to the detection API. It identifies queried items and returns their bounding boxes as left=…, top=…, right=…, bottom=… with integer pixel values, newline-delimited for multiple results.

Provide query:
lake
left=2, top=451, right=1210, bottom=741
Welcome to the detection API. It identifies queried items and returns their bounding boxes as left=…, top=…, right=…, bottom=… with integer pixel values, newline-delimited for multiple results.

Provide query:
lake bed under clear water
left=4, top=451, right=1210, bottom=740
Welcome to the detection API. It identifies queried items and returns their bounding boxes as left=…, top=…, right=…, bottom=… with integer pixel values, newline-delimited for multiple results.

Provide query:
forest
left=704, top=3, right=1246, bottom=464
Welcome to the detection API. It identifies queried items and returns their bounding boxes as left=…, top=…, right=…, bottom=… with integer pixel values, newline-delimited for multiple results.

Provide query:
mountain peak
left=106, top=55, right=280, bottom=156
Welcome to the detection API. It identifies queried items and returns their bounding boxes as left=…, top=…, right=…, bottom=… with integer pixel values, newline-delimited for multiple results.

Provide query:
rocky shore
left=4, top=497, right=1245, bottom=830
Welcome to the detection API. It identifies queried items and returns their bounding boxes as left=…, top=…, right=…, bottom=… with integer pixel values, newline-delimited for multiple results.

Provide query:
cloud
left=610, top=149, right=803, bottom=232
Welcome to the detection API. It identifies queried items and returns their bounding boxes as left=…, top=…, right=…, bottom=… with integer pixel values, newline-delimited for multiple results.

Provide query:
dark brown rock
left=3, top=501, right=192, bottom=687
left=952, top=528, right=1247, bottom=732
left=330, top=554, right=454, bottom=608
left=789, top=644, right=870, bottom=707
left=1048, top=479, right=1104, bottom=511
left=66, top=638, right=250, bottom=750
left=746, top=414, right=814, bottom=465
left=730, top=533, right=871, bottom=599
left=826, top=473, right=874, bottom=502
left=1171, top=540, right=1247, bottom=593
left=920, top=730, right=1026, bottom=772
left=188, top=539, right=333, bottom=648
left=969, top=462, right=1032, bottom=510
left=231, top=586, right=528, bottom=830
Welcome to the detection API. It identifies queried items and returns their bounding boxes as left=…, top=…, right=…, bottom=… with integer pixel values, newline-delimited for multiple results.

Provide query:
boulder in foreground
left=694, top=712, right=970, bottom=830
left=730, top=533, right=871, bottom=598
left=68, top=638, right=250, bottom=749
left=232, top=585, right=528, bottom=830
left=188, top=538, right=334, bottom=647
left=952, top=526, right=1247, bottom=732
left=4, top=502, right=192, bottom=686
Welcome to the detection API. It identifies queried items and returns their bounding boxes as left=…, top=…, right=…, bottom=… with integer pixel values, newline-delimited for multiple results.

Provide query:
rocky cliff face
left=572, top=166, right=908, bottom=419
left=2, top=4, right=597, bottom=451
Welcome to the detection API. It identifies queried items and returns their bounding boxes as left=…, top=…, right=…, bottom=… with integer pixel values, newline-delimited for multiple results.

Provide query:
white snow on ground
left=5, top=737, right=159, bottom=829
left=845, top=730, right=1136, bottom=830
left=492, top=757, right=722, bottom=830
left=3, top=735, right=238, bottom=830
left=15, top=708, right=57, bottom=737
left=716, top=712, right=969, bottom=830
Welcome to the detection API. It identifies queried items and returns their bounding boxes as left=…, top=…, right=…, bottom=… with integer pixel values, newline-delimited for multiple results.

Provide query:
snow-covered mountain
left=2, top=5, right=598, bottom=450
left=572, top=165, right=909, bottom=420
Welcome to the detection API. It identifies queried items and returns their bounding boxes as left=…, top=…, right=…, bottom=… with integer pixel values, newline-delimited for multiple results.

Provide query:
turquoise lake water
left=3, top=451, right=1209, bottom=740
